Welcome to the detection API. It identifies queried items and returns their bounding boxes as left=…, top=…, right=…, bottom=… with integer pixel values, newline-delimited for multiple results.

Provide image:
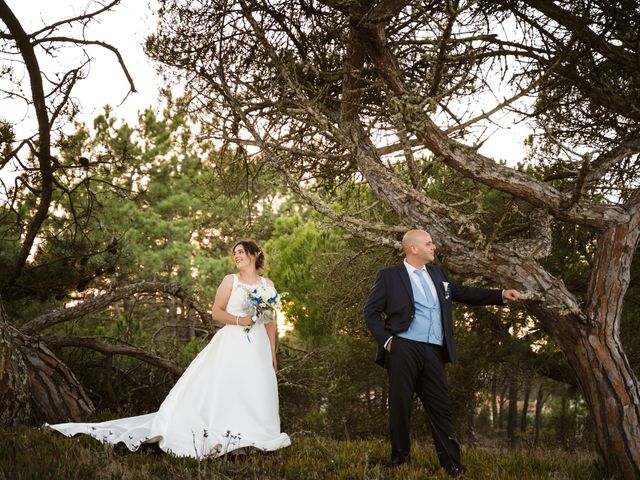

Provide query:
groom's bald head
left=402, top=229, right=428, bottom=253
left=402, top=229, right=436, bottom=266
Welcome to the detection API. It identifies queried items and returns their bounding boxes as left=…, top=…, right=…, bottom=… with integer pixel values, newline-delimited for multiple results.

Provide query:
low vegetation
left=2, top=427, right=597, bottom=479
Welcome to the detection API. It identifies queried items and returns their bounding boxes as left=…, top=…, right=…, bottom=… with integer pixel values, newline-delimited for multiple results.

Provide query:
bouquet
left=242, top=284, right=282, bottom=338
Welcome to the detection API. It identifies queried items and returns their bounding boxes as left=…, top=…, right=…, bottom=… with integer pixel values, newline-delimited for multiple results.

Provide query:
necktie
left=416, top=269, right=437, bottom=307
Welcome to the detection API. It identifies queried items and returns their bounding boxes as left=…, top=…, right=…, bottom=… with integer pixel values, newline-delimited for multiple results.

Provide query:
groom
left=363, top=229, right=520, bottom=476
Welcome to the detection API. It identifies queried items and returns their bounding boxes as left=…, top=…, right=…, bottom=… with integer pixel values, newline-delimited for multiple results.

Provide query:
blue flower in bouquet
left=246, top=286, right=282, bottom=316
left=242, top=285, right=282, bottom=340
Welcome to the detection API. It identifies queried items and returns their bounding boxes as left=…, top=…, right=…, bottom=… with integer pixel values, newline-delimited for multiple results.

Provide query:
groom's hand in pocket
left=385, top=337, right=393, bottom=352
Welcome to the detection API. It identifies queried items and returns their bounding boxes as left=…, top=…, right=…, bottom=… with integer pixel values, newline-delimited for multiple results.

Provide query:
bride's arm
left=263, top=277, right=279, bottom=371
left=266, top=320, right=278, bottom=371
left=211, top=275, right=253, bottom=326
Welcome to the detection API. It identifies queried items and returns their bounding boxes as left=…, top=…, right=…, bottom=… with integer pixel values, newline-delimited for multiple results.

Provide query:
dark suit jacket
left=363, top=263, right=504, bottom=366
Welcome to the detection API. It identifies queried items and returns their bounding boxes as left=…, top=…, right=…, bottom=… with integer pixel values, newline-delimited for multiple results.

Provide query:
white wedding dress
left=45, top=274, right=291, bottom=458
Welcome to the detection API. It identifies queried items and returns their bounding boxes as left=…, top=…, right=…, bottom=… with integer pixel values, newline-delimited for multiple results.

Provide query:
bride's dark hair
left=232, top=240, right=265, bottom=270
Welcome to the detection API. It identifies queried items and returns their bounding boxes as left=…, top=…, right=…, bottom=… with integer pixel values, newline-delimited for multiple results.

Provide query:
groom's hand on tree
left=503, top=289, right=521, bottom=302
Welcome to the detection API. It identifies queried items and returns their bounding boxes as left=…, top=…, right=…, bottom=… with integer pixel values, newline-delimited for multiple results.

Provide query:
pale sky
left=2, top=0, right=528, bottom=166
left=4, top=1, right=162, bottom=130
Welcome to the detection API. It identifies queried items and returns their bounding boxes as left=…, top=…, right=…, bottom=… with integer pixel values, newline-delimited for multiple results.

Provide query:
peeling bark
left=0, top=300, right=31, bottom=425
left=0, top=297, right=94, bottom=425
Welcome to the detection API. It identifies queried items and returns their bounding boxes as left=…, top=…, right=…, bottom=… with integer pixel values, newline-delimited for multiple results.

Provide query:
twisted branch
left=21, top=281, right=212, bottom=335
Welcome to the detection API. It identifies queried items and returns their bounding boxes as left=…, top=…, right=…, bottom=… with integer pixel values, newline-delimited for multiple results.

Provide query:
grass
left=0, top=427, right=598, bottom=479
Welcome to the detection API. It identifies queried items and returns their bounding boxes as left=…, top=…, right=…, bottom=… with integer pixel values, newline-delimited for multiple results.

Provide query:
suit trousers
left=387, top=336, right=464, bottom=473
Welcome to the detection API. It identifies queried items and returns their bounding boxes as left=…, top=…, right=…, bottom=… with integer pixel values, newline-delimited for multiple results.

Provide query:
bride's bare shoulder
left=217, top=274, right=236, bottom=289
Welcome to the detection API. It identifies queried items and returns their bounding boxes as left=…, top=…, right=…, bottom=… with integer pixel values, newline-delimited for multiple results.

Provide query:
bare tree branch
left=356, top=17, right=631, bottom=229
left=234, top=1, right=486, bottom=241
left=32, top=36, right=136, bottom=94
left=20, top=281, right=213, bottom=336
left=29, top=0, right=121, bottom=39
left=520, top=0, right=637, bottom=67
left=41, top=335, right=185, bottom=377
left=588, top=139, right=640, bottom=184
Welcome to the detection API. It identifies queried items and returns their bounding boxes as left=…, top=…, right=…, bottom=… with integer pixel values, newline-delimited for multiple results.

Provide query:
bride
left=46, top=240, right=291, bottom=458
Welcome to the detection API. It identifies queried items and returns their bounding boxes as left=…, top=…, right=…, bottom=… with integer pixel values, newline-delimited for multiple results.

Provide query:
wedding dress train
left=45, top=275, right=291, bottom=458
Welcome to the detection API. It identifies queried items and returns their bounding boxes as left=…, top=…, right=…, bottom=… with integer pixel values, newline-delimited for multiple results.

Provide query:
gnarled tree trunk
left=0, top=298, right=94, bottom=425
left=1, top=282, right=208, bottom=425
left=531, top=302, right=640, bottom=478
left=0, top=300, right=32, bottom=425
left=523, top=214, right=640, bottom=478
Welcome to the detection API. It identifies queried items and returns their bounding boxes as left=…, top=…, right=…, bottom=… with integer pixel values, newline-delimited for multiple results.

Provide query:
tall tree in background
left=149, top=0, right=640, bottom=477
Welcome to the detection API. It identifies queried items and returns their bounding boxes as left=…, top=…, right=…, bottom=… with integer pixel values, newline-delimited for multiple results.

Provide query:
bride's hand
left=272, top=353, right=278, bottom=372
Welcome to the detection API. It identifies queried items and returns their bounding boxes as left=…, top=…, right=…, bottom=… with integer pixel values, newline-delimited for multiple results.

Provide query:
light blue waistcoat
left=397, top=271, right=444, bottom=345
